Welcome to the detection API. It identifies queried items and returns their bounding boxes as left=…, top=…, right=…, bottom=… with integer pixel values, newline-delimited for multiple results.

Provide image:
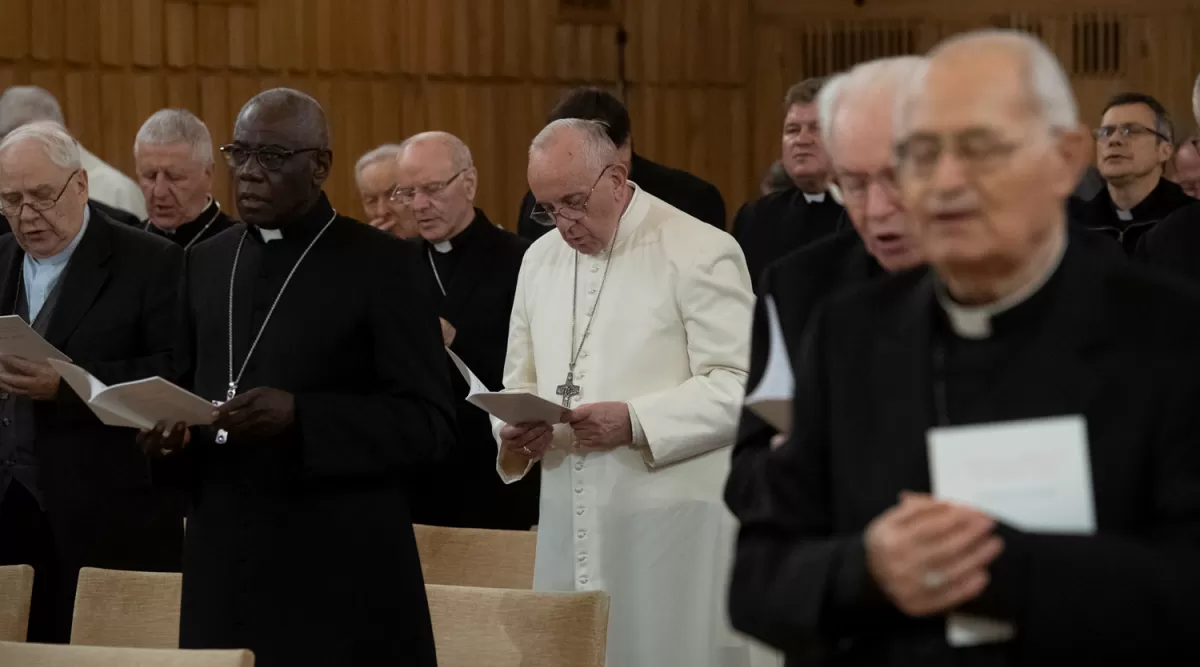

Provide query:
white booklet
left=445, top=349, right=569, bottom=426
left=928, top=414, right=1096, bottom=647
left=744, top=295, right=793, bottom=432
left=0, top=315, right=70, bottom=362
left=48, top=359, right=217, bottom=431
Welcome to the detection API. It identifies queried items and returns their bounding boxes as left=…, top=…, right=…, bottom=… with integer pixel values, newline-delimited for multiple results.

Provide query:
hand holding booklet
left=0, top=315, right=70, bottom=362
left=445, top=349, right=569, bottom=425
left=48, top=359, right=216, bottom=431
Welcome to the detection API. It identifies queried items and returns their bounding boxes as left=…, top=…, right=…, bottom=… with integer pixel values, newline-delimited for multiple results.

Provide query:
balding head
left=894, top=29, right=1089, bottom=301
left=229, top=88, right=332, bottom=227
left=393, top=131, right=478, bottom=244
left=817, top=56, right=926, bottom=272
left=0, top=86, right=66, bottom=138
left=527, top=119, right=629, bottom=255
left=1171, top=139, right=1200, bottom=198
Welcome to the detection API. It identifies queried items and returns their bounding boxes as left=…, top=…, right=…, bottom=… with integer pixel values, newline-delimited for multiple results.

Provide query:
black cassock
left=1135, top=200, right=1200, bottom=284
left=142, top=199, right=235, bottom=249
left=732, top=187, right=847, bottom=293
left=1071, top=177, right=1194, bottom=254
left=516, top=152, right=727, bottom=241
left=407, top=209, right=541, bottom=530
left=172, top=194, right=456, bottom=667
left=727, top=236, right=1200, bottom=666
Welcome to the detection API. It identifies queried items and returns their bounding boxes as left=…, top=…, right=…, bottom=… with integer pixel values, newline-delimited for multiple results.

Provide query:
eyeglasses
left=1092, top=123, right=1168, bottom=142
left=529, top=165, right=614, bottom=227
left=836, top=168, right=899, bottom=205
left=389, top=169, right=467, bottom=205
left=0, top=169, right=79, bottom=217
left=218, top=144, right=322, bottom=171
left=894, top=130, right=1031, bottom=179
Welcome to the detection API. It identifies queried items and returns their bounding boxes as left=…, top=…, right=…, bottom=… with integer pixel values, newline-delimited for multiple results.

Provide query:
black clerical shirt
left=733, top=187, right=847, bottom=292
left=1074, top=177, right=1194, bottom=254
left=144, top=199, right=235, bottom=250
left=425, top=210, right=489, bottom=297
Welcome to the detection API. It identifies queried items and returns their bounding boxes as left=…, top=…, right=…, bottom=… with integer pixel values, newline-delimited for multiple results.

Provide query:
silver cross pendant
left=213, top=383, right=236, bottom=444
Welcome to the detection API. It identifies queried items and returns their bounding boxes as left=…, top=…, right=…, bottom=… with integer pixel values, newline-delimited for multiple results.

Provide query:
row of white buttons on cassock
left=571, top=251, right=606, bottom=589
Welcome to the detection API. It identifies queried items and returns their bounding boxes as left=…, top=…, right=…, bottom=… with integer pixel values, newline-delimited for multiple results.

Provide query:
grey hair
left=0, top=86, right=66, bottom=137
left=397, top=131, right=474, bottom=172
left=134, top=109, right=214, bottom=165
left=1192, top=72, right=1200, bottom=125
left=819, top=56, right=927, bottom=150
left=0, top=120, right=81, bottom=171
left=355, top=144, right=403, bottom=180
left=529, top=118, right=617, bottom=173
left=896, top=29, right=1078, bottom=136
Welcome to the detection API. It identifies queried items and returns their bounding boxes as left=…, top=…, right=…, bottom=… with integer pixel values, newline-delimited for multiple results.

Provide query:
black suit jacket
left=727, top=237, right=1200, bottom=666
left=0, top=205, right=184, bottom=571
left=1075, top=177, right=1194, bottom=254
left=517, top=153, right=727, bottom=240
left=1135, top=200, right=1200, bottom=284
left=733, top=188, right=848, bottom=293
left=408, top=213, right=540, bottom=530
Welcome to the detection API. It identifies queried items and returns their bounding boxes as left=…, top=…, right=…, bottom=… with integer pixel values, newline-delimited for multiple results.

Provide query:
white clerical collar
left=1115, top=208, right=1133, bottom=221
left=30, top=205, right=90, bottom=267
left=935, top=235, right=1067, bottom=340
left=259, top=227, right=283, bottom=242
left=803, top=191, right=826, bottom=204
left=432, top=240, right=452, bottom=253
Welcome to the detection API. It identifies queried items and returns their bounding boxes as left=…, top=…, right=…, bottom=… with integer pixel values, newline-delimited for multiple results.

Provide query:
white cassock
left=493, top=183, right=780, bottom=667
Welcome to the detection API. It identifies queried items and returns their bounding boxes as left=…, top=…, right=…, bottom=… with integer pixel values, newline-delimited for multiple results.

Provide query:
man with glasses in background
left=390, top=131, right=539, bottom=531
left=138, top=89, right=456, bottom=667
left=490, top=117, right=768, bottom=666
left=1076, top=92, right=1193, bottom=254
left=0, top=121, right=184, bottom=643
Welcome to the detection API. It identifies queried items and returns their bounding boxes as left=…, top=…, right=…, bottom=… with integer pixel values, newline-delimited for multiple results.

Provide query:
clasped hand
left=864, top=492, right=1004, bottom=617
left=0, top=355, right=60, bottom=401
left=568, top=401, right=632, bottom=452
left=137, top=387, right=295, bottom=457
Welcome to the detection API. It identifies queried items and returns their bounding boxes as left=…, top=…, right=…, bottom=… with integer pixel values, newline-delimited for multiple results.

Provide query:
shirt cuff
left=627, top=402, right=655, bottom=466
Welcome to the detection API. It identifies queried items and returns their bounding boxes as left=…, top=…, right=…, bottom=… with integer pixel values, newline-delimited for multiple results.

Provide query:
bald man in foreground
left=139, top=89, right=456, bottom=666
left=394, top=131, right=539, bottom=530
left=729, top=30, right=1200, bottom=666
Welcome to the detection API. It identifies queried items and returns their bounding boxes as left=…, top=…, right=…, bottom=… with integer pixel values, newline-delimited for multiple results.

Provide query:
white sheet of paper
left=445, top=348, right=569, bottom=425
left=0, top=315, right=70, bottom=362
left=48, top=360, right=216, bottom=430
left=928, top=414, right=1096, bottom=647
left=744, top=295, right=793, bottom=432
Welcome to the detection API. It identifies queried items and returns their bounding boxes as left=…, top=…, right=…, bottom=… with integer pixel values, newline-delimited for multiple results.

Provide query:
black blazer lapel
left=0, top=240, right=23, bottom=318
left=43, top=208, right=113, bottom=349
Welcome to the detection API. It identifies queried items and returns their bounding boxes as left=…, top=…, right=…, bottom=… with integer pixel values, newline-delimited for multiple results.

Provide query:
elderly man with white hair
left=392, top=131, right=538, bottom=530
left=491, top=118, right=761, bottom=666
left=354, top=144, right=418, bottom=239
left=0, top=86, right=147, bottom=220
left=729, top=29, right=1200, bottom=666
left=0, top=121, right=184, bottom=643
left=134, top=109, right=233, bottom=248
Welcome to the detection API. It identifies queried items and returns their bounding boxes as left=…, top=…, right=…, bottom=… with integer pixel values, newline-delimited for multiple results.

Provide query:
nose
left=928, top=149, right=970, bottom=194
left=236, top=160, right=266, bottom=183
left=865, top=180, right=898, bottom=221
left=151, top=173, right=171, bottom=198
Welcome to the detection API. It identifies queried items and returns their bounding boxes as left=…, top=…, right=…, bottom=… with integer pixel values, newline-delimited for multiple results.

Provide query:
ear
left=1052, top=127, right=1091, bottom=199
left=75, top=168, right=89, bottom=200
left=462, top=167, right=479, bottom=201
left=1157, top=138, right=1174, bottom=167
left=609, top=162, right=629, bottom=198
left=313, top=149, right=332, bottom=187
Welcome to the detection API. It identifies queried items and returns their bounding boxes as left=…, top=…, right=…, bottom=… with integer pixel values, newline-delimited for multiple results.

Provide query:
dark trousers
left=0, top=481, right=71, bottom=643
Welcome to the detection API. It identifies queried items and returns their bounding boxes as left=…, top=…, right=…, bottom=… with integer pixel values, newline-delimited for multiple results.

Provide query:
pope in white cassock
left=492, top=117, right=772, bottom=666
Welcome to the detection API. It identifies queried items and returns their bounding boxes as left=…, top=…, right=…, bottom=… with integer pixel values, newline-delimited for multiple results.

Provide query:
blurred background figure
left=1168, top=136, right=1200, bottom=198
left=758, top=159, right=793, bottom=196
left=355, top=144, right=419, bottom=239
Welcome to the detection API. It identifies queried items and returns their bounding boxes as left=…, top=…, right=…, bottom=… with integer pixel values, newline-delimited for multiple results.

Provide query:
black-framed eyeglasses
left=218, top=144, right=322, bottom=171
left=529, top=164, right=614, bottom=227
left=835, top=167, right=899, bottom=205
left=0, top=169, right=79, bottom=218
left=389, top=168, right=468, bottom=205
left=1092, top=123, right=1168, bottom=143
left=894, top=130, right=1028, bottom=179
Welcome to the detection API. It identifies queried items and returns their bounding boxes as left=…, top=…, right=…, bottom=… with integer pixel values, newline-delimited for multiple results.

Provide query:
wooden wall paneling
left=196, top=2, right=230, bottom=70
left=450, top=0, right=472, bottom=77
left=471, top=84, right=500, bottom=224
left=255, top=0, right=283, bottom=72
left=99, top=73, right=134, bottom=174
left=165, top=0, right=197, bottom=69
left=130, top=0, right=164, bottom=67
left=165, top=71, right=200, bottom=114
left=30, top=0, right=65, bottom=63
left=751, top=22, right=786, bottom=188
left=0, top=0, right=31, bottom=61
left=500, top=0, right=527, bottom=79
left=61, top=71, right=99, bottom=151
left=423, top=0, right=450, bottom=76
left=313, top=0, right=339, bottom=73
left=368, top=81, right=402, bottom=147
left=728, top=89, right=752, bottom=208
left=64, top=0, right=97, bottom=65
left=396, top=0, right=421, bottom=74
left=366, top=0, right=396, bottom=75
left=226, top=2, right=257, bottom=71
left=639, top=0, right=663, bottom=84
left=131, top=72, right=167, bottom=136
left=576, top=24, right=598, bottom=82
left=200, top=75, right=231, bottom=208
left=282, top=0, right=311, bottom=73
left=527, top=0, right=552, bottom=80
left=99, top=0, right=133, bottom=67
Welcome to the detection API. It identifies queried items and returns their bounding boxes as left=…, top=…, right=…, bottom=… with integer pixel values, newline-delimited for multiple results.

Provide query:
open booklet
left=744, top=295, right=793, bottom=432
left=444, top=349, right=569, bottom=425
left=48, top=359, right=216, bottom=431
left=0, top=315, right=70, bottom=362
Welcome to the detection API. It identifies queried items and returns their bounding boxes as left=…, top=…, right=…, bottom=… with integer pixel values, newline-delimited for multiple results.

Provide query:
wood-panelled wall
left=0, top=0, right=1195, bottom=229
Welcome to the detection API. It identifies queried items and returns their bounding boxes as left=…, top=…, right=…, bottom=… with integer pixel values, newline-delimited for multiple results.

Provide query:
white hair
left=0, top=120, right=81, bottom=171
left=529, top=118, right=617, bottom=173
left=896, top=29, right=1078, bottom=136
left=397, top=131, right=474, bottom=172
left=355, top=144, right=403, bottom=180
left=818, top=56, right=927, bottom=150
left=134, top=108, right=214, bottom=165
left=0, top=86, right=65, bottom=137
left=1192, top=72, right=1200, bottom=126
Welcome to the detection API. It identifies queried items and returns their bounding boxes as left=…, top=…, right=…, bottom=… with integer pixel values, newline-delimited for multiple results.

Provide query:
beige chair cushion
left=427, top=584, right=608, bottom=667
left=0, top=641, right=253, bottom=666
left=414, top=524, right=536, bottom=589
left=71, top=568, right=183, bottom=648
left=0, top=564, right=33, bottom=641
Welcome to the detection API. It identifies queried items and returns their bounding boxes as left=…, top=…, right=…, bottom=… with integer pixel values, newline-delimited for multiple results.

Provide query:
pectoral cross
left=556, top=371, right=580, bottom=407
left=213, top=383, right=236, bottom=444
